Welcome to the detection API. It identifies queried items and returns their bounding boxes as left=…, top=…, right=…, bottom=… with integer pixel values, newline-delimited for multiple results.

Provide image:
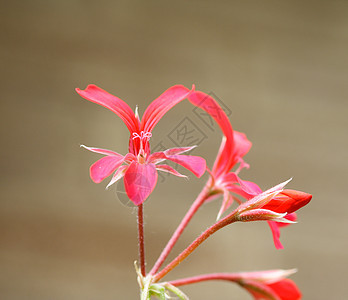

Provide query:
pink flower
left=77, top=84, right=206, bottom=205
left=236, top=269, right=301, bottom=300
left=188, top=91, right=312, bottom=249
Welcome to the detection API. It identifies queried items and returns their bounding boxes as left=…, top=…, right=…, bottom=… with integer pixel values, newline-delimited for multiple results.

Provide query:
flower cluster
left=77, top=84, right=311, bottom=299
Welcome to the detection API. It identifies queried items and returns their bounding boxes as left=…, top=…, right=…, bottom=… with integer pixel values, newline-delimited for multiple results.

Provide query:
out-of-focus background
left=1, top=0, right=347, bottom=299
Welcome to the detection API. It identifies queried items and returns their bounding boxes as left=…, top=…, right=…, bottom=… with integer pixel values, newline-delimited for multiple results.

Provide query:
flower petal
left=268, top=213, right=297, bottom=249
left=262, top=189, right=311, bottom=214
left=188, top=91, right=234, bottom=176
left=217, top=190, right=233, bottom=220
left=90, top=155, right=125, bottom=183
left=277, top=213, right=297, bottom=228
left=141, top=85, right=194, bottom=133
left=268, top=221, right=283, bottom=250
left=124, top=161, right=158, bottom=205
left=147, top=151, right=167, bottom=164
left=156, top=164, right=187, bottom=178
left=232, top=131, right=252, bottom=164
left=268, top=279, right=301, bottom=300
left=165, top=154, right=206, bottom=178
left=106, top=165, right=129, bottom=189
left=223, top=173, right=262, bottom=196
left=76, top=84, right=139, bottom=133
left=164, top=146, right=197, bottom=156
left=81, top=145, right=123, bottom=157
left=242, top=279, right=282, bottom=300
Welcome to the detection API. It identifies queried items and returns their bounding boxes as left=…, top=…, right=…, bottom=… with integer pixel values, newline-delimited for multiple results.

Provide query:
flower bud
left=262, top=189, right=312, bottom=214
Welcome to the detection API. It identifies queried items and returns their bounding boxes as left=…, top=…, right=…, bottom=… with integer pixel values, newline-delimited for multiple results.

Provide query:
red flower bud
left=262, top=189, right=312, bottom=214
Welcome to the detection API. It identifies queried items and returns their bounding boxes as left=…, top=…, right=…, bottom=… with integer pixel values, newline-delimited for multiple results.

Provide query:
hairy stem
left=154, top=212, right=237, bottom=282
left=138, top=204, right=146, bottom=276
left=168, top=273, right=240, bottom=286
left=149, top=184, right=212, bottom=275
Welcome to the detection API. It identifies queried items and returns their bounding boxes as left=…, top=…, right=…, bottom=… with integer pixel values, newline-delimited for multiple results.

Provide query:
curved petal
left=90, top=155, right=125, bottom=183
left=233, top=131, right=252, bottom=161
left=268, top=279, right=301, bottom=300
left=188, top=91, right=234, bottom=176
left=141, top=85, right=194, bottom=133
left=76, top=85, right=139, bottom=133
left=217, top=190, right=233, bottom=220
left=106, top=165, right=129, bottom=189
left=164, top=146, right=197, bottom=156
left=242, top=280, right=282, bottom=300
left=156, top=164, right=187, bottom=178
left=165, top=154, right=206, bottom=178
left=147, top=151, right=167, bottom=164
left=81, top=145, right=123, bottom=157
left=124, top=161, right=158, bottom=205
left=268, top=221, right=283, bottom=250
left=223, top=173, right=262, bottom=196
left=262, top=189, right=312, bottom=214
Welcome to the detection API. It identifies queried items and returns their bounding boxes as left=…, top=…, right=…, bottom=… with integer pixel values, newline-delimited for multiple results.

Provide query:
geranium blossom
left=77, top=84, right=206, bottom=205
left=236, top=269, right=301, bottom=300
left=188, top=90, right=311, bottom=248
left=169, top=269, right=301, bottom=300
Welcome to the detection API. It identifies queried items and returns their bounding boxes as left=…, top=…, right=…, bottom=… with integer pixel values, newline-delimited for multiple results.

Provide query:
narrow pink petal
left=147, top=151, right=167, bottom=164
left=188, top=91, right=234, bottom=177
left=156, top=164, right=187, bottom=178
left=217, top=190, right=233, bottom=220
left=164, top=146, right=197, bottom=156
left=81, top=145, right=123, bottom=157
left=90, top=155, right=124, bottom=183
left=268, top=221, right=284, bottom=250
left=106, top=165, right=129, bottom=189
left=165, top=154, right=206, bottom=178
left=124, top=161, right=158, bottom=205
left=141, top=85, right=194, bottom=133
left=224, top=173, right=262, bottom=196
left=226, top=184, right=253, bottom=200
left=76, top=85, right=139, bottom=133
left=233, top=131, right=252, bottom=162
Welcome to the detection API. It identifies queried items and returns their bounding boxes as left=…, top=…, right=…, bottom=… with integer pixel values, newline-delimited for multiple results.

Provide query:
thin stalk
left=149, top=184, right=213, bottom=275
left=168, top=273, right=240, bottom=287
left=154, top=212, right=238, bottom=282
left=138, top=204, right=146, bottom=276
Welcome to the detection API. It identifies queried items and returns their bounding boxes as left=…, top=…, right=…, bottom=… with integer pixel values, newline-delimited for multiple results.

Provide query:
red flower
left=235, top=269, right=301, bottom=300
left=77, top=84, right=206, bottom=205
left=235, top=179, right=312, bottom=249
left=187, top=91, right=252, bottom=216
left=188, top=91, right=312, bottom=248
left=241, top=277, right=301, bottom=300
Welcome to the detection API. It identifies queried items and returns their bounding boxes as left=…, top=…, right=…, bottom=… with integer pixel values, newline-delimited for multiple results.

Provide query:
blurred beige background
left=1, top=0, right=347, bottom=299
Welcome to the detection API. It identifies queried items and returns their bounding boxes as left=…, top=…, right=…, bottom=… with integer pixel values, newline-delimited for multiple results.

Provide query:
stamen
left=132, top=131, right=152, bottom=141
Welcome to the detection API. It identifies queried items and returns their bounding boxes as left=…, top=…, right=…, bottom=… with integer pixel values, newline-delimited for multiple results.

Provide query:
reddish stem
left=138, top=204, right=146, bottom=276
left=149, top=185, right=212, bottom=275
left=154, top=212, right=237, bottom=282
left=168, top=273, right=240, bottom=286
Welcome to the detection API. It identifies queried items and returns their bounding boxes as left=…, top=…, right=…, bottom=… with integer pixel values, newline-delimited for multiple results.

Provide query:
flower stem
left=153, top=212, right=237, bottom=282
left=149, top=184, right=212, bottom=275
left=168, top=273, right=240, bottom=287
left=138, top=203, right=146, bottom=276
